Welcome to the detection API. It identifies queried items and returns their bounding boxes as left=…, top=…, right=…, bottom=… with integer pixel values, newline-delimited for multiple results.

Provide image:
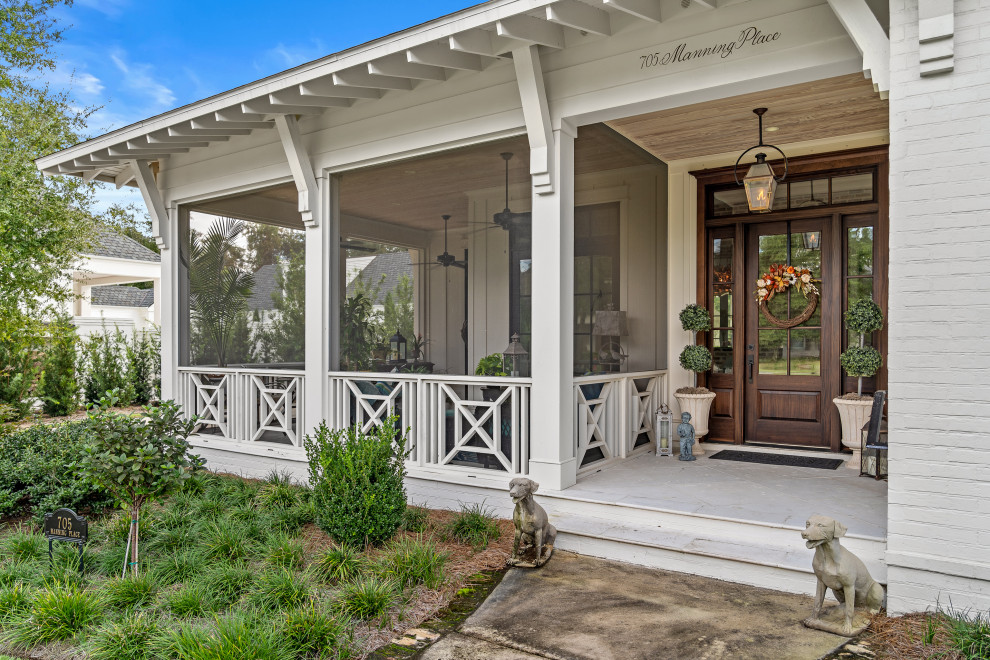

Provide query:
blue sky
left=49, top=0, right=477, bottom=213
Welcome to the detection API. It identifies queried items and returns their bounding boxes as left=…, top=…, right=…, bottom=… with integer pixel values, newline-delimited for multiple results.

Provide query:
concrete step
left=404, top=474, right=886, bottom=597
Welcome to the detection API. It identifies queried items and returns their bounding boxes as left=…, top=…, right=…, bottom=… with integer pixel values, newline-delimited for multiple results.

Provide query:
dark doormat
left=708, top=450, right=845, bottom=470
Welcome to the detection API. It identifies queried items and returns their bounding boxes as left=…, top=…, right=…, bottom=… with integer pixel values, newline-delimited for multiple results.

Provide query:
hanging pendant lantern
left=734, top=108, right=788, bottom=213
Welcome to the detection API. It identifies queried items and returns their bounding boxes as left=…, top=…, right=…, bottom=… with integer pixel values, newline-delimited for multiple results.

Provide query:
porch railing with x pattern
left=573, top=370, right=668, bottom=472
left=328, top=372, right=531, bottom=476
left=177, top=367, right=305, bottom=447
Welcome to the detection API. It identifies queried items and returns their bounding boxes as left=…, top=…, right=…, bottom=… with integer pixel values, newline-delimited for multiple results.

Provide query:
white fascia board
left=34, top=0, right=559, bottom=171
left=76, top=256, right=161, bottom=279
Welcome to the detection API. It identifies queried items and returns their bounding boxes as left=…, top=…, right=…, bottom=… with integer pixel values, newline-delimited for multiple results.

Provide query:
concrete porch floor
left=569, top=445, right=888, bottom=539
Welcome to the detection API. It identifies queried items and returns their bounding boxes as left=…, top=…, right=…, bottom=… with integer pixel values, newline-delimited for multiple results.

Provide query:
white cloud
left=45, top=64, right=104, bottom=97
left=256, top=39, right=328, bottom=74
left=110, top=50, right=176, bottom=108
left=75, top=0, right=130, bottom=18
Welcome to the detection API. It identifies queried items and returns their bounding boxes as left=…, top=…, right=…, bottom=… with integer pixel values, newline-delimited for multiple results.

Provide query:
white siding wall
left=886, top=0, right=990, bottom=615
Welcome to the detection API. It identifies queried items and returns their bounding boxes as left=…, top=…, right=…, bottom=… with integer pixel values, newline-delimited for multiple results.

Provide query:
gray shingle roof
left=248, top=264, right=279, bottom=311
left=91, top=285, right=155, bottom=308
left=87, top=230, right=161, bottom=262
left=345, top=252, right=412, bottom=304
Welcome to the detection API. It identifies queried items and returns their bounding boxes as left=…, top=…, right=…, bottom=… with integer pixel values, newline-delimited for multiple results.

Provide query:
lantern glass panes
left=744, top=154, right=777, bottom=213
left=502, top=333, right=528, bottom=377
left=389, top=330, right=407, bottom=364
left=655, top=404, right=673, bottom=457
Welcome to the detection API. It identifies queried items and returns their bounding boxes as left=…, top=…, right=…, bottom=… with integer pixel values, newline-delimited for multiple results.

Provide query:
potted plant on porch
left=674, top=304, right=715, bottom=454
left=476, top=353, right=507, bottom=402
left=834, top=299, right=884, bottom=467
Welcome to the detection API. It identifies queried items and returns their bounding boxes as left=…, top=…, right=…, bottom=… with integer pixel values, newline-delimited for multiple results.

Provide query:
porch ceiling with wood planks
left=606, top=73, right=888, bottom=162
left=192, top=124, right=656, bottom=232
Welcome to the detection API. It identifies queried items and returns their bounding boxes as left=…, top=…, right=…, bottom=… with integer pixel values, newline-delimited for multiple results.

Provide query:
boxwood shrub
left=304, top=419, right=409, bottom=547
left=0, top=422, right=113, bottom=520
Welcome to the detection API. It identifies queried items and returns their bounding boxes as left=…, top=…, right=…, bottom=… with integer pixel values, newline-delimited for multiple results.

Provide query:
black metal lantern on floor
left=734, top=108, right=788, bottom=213
left=388, top=329, right=407, bottom=364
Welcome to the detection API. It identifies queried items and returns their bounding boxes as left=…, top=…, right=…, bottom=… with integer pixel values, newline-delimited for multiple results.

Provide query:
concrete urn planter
left=673, top=390, right=716, bottom=456
left=833, top=397, right=873, bottom=469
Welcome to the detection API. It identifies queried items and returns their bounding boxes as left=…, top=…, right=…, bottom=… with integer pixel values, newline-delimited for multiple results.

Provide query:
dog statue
left=508, top=477, right=556, bottom=568
left=801, top=515, right=885, bottom=636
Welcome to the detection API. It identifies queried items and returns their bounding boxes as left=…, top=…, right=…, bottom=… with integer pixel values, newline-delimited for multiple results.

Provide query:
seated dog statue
left=508, top=477, right=556, bottom=568
left=801, top=514, right=885, bottom=636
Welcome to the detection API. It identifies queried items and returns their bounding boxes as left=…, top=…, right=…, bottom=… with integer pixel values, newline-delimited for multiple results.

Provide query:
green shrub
left=679, top=304, right=712, bottom=332
left=101, top=573, right=157, bottom=610
left=1, top=580, right=103, bottom=647
left=0, top=561, right=41, bottom=588
left=0, top=329, right=42, bottom=420
left=0, top=421, right=113, bottom=519
left=447, top=502, right=501, bottom=550
left=376, top=536, right=448, bottom=590
left=248, top=569, right=312, bottom=612
left=79, top=328, right=133, bottom=405
left=86, top=611, right=162, bottom=660
left=336, top=575, right=398, bottom=623
left=37, top=315, right=79, bottom=416
left=126, top=328, right=161, bottom=406
left=262, top=532, right=305, bottom=570
left=401, top=505, right=430, bottom=533
left=311, top=544, right=366, bottom=584
left=679, top=345, right=713, bottom=374
left=280, top=603, right=353, bottom=658
left=304, top=420, right=409, bottom=547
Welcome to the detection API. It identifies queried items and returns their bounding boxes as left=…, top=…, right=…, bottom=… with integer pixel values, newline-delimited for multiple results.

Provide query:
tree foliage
left=37, top=313, right=78, bottom=416
left=0, top=0, right=66, bottom=91
left=187, top=219, right=255, bottom=367
left=79, top=397, right=202, bottom=574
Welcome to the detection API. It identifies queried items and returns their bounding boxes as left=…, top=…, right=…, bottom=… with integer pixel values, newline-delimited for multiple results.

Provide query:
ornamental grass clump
left=1, top=580, right=103, bottom=647
left=336, top=575, right=399, bottom=623
left=375, top=536, right=448, bottom=590
left=446, top=502, right=501, bottom=550
left=304, top=419, right=409, bottom=547
left=311, top=544, right=366, bottom=584
left=279, top=603, right=353, bottom=659
left=840, top=299, right=884, bottom=397
left=86, top=611, right=162, bottom=660
left=677, top=304, right=713, bottom=390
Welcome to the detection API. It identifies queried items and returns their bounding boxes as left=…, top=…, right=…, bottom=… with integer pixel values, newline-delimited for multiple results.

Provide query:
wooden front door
left=744, top=218, right=833, bottom=447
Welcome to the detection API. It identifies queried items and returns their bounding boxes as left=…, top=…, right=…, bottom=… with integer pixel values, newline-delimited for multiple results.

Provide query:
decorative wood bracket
left=129, top=160, right=168, bottom=249
left=826, top=0, right=890, bottom=98
left=273, top=114, right=320, bottom=228
left=511, top=45, right=555, bottom=196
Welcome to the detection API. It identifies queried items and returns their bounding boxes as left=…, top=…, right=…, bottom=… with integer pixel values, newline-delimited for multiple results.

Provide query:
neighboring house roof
left=91, top=285, right=155, bottom=308
left=86, top=230, right=161, bottom=263
left=345, top=252, right=412, bottom=305
left=248, top=264, right=279, bottom=311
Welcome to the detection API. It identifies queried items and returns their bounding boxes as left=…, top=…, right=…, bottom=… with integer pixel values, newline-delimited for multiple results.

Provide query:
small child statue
left=678, top=411, right=696, bottom=462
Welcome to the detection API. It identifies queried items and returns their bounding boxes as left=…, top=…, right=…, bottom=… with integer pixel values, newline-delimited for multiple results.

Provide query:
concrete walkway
left=420, top=552, right=848, bottom=660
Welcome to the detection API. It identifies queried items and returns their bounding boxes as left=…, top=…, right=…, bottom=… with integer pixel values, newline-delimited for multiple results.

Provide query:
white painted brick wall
left=886, top=0, right=990, bottom=615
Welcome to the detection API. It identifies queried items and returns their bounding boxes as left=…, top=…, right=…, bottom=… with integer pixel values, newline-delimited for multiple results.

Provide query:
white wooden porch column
left=528, top=126, right=577, bottom=490
left=159, top=204, right=180, bottom=402
left=302, top=175, right=336, bottom=434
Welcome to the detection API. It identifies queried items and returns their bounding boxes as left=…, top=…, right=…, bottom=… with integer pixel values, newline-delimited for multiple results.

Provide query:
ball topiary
left=839, top=346, right=882, bottom=378
left=844, top=299, right=883, bottom=335
left=679, top=304, right=712, bottom=332
left=679, top=345, right=713, bottom=373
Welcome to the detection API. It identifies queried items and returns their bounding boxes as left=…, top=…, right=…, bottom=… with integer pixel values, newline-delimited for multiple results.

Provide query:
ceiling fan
left=492, top=152, right=530, bottom=230
left=412, top=215, right=467, bottom=269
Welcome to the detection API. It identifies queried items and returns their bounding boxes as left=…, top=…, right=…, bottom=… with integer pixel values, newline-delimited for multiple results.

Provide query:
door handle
left=747, top=355, right=754, bottom=384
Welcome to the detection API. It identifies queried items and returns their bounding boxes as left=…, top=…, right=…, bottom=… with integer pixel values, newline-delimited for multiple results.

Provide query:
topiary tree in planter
left=674, top=304, right=715, bottom=448
left=840, top=299, right=884, bottom=397
left=833, top=299, right=885, bottom=466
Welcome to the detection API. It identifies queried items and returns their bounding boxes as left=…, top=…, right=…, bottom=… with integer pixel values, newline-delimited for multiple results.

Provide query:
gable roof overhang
left=35, top=0, right=889, bottom=187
